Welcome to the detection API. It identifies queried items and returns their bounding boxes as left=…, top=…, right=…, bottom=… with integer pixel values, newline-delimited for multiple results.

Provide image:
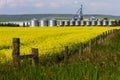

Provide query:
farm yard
left=0, top=26, right=120, bottom=80
left=1, top=0, right=120, bottom=79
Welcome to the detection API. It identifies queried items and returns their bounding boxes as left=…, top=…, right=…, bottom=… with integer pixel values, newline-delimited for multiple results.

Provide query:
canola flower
left=0, top=26, right=120, bottom=62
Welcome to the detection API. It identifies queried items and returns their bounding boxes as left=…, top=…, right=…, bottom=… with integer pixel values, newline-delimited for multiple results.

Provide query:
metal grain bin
left=64, top=20, right=69, bottom=26
left=49, top=18, right=57, bottom=27
left=75, top=20, right=80, bottom=26
left=30, top=18, right=39, bottom=27
left=80, top=20, right=85, bottom=26
left=108, top=20, right=113, bottom=26
left=40, top=19, right=48, bottom=27
left=59, top=20, right=64, bottom=26
left=86, top=21, right=91, bottom=26
left=70, top=20, right=75, bottom=26
left=97, top=20, right=102, bottom=26
left=103, top=20, right=107, bottom=26
left=91, top=20, right=97, bottom=26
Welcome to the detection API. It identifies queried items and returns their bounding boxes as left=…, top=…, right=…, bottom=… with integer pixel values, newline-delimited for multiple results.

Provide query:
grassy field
left=0, top=26, right=120, bottom=63
left=0, top=26, right=120, bottom=80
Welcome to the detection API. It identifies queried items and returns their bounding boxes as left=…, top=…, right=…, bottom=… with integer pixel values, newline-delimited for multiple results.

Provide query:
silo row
left=30, top=18, right=114, bottom=27
left=30, top=18, right=57, bottom=27
left=58, top=20, right=114, bottom=26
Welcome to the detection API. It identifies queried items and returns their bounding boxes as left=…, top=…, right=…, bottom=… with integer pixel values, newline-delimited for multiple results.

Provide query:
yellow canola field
left=0, top=26, right=120, bottom=62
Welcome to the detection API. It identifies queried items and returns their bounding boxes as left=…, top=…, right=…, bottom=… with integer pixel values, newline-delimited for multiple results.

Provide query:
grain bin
left=40, top=19, right=48, bottom=27
left=70, top=20, right=75, bottom=26
left=80, top=20, right=85, bottom=26
left=108, top=20, right=113, bottom=26
left=91, top=20, right=97, bottom=26
left=86, top=21, right=91, bottom=26
left=75, top=20, right=80, bottom=26
left=49, top=18, right=57, bottom=27
left=103, top=20, right=108, bottom=26
left=97, top=20, right=102, bottom=26
left=30, top=18, right=39, bottom=27
left=64, top=20, right=69, bottom=26
left=59, top=20, right=64, bottom=26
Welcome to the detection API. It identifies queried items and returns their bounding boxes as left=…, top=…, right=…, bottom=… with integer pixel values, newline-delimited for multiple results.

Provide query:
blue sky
left=0, top=0, right=120, bottom=15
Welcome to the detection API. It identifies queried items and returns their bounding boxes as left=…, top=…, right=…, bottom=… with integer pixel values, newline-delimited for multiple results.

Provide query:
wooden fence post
left=12, top=38, right=20, bottom=65
left=93, top=38, right=96, bottom=46
left=108, top=30, right=110, bottom=36
left=89, top=39, right=92, bottom=53
left=100, top=34, right=103, bottom=43
left=109, top=30, right=112, bottom=37
left=79, top=43, right=83, bottom=57
left=102, top=32, right=105, bottom=41
left=105, top=31, right=108, bottom=40
left=64, top=46, right=68, bottom=62
left=32, top=48, right=39, bottom=66
left=95, top=36, right=99, bottom=45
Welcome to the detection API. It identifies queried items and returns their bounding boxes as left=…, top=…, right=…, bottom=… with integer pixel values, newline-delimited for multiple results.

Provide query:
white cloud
left=48, top=0, right=74, bottom=8
left=89, top=2, right=111, bottom=9
left=7, top=0, right=25, bottom=7
left=0, top=0, right=120, bottom=15
left=35, top=3, right=44, bottom=8
left=3, top=0, right=34, bottom=8
left=0, top=0, right=7, bottom=9
left=74, top=1, right=79, bottom=4
left=49, top=2, right=60, bottom=8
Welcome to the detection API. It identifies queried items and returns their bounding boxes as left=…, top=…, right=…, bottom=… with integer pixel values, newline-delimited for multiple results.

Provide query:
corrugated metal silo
left=91, top=20, right=97, bottom=26
left=75, top=20, right=80, bottom=26
left=108, top=20, right=113, bottom=26
left=103, top=20, right=108, bottom=26
left=59, top=20, right=64, bottom=26
left=30, top=18, right=39, bottom=27
left=97, top=20, right=102, bottom=26
left=80, top=20, right=85, bottom=26
left=64, top=20, right=69, bottom=26
left=40, top=19, right=48, bottom=27
left=70, top=20, right=75, bottom=26
left=49, top=18, right=57, bottom=27
left=86, top=21, right=91, bottom=26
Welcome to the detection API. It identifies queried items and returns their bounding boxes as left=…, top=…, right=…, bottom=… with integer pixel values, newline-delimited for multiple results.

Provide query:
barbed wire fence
left=11, top=28, right=120, bottom=66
